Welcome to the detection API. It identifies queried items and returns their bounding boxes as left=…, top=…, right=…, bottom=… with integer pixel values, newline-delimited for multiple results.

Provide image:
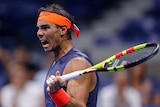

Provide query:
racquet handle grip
left=61, top=71, right=81, bottom=81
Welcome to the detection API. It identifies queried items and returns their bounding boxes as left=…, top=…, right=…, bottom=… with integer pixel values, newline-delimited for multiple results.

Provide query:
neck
left=53, top=39, right=73, bottom=61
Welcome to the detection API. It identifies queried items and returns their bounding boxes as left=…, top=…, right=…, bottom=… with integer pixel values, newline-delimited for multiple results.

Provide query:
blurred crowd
left=97, top=64, right=160, bottom=107
left=0, top=45, right=54, bottom=107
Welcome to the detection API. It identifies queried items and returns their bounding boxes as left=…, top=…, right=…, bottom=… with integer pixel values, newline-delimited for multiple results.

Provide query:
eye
left=42, top=25, right=50, bottom=30
left=40, top=25, right=50, bottom=30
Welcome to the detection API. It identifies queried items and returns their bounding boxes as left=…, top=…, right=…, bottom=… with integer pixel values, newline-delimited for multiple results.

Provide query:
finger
left=47, top=86, right=50, bottom=92
left=56, top=71, right=61, bottom=76
left=56, top=76, right=65, bottom=87
left=46, top=79, right=51, bottom=85
left=46, top=76, right=54, bottom=85
left=50, top=75, right=55, bottom=79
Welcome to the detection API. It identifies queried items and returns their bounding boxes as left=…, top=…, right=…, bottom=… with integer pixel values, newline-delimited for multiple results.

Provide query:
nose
left=37, top=29, right=43, bottom=38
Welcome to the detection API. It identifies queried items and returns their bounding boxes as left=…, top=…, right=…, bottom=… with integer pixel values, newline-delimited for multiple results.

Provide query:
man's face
left=37, top=20, right=62, bottom=52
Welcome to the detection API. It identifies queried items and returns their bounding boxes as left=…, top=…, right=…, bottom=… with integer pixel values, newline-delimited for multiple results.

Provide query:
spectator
left=0, top=46, right=10, bottom=89
left=34, top=53, right=54, bottom=86
left=128, top=63, right=160, bottom=107
left=97, top=71, right=142, bottom=107
left=153, top=92, right=160, bottom=107
left=0, top=60, right=44, bottom=107
left=11, top=45, right=30, bottom=64
left=27, top=62, right=39, bottom=81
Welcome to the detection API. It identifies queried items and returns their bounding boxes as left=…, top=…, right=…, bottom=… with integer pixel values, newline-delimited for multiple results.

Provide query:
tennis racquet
left=48, top=42, right=159, bottom=82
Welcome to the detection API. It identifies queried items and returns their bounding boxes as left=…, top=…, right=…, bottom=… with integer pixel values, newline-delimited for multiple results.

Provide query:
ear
left=60, top=26, right=67, bottom=36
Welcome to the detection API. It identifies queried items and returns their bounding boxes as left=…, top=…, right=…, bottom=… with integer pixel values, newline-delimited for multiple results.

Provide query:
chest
left=47, top=60, right=66, bottom=77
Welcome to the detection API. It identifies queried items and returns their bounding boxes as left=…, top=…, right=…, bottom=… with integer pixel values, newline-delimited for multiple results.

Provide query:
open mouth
left=41, top=40, right=49, bottom=45
left=41, top=40, right=50, bottom=49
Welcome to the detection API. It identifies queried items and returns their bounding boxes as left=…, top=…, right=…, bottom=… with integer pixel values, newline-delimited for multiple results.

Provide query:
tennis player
left=36, top=3, right=99, bottom=107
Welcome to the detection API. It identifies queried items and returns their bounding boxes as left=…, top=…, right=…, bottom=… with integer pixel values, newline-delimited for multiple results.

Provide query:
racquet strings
left=107, top=46, right=157, bottom=68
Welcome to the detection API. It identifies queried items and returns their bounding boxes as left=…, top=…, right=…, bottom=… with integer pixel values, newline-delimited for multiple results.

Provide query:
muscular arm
left=63, top=57, right=97, bottom=107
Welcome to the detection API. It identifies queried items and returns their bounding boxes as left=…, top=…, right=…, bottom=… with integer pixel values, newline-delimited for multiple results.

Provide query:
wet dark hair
left=38, top=4, right=75, bottom=39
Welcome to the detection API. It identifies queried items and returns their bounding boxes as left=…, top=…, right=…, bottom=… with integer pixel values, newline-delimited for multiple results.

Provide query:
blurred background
left=0, top=0, right=160, bottom=107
